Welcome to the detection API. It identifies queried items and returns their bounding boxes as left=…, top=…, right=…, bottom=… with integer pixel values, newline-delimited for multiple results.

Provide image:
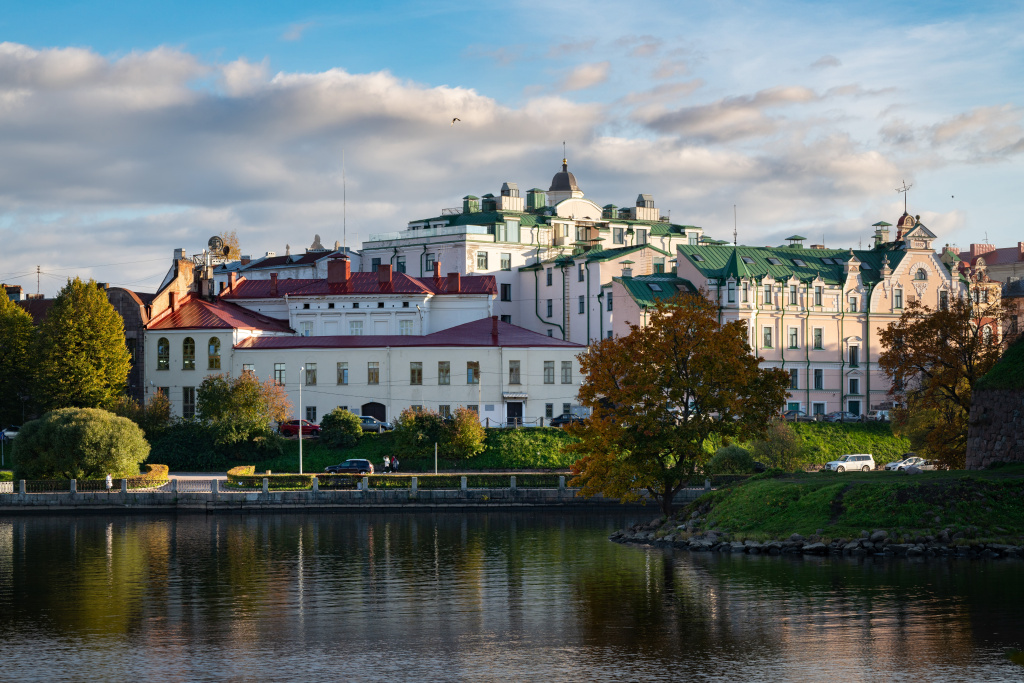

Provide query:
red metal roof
left=147, top=295, right=293, bottom=332
left=221, top=273, right=496, bottom=298
left=234, top=318, right=581, bottom=350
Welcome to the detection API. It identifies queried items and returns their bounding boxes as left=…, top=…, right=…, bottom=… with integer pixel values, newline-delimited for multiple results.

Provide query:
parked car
left=885, top=456, right=924, bottom=471
left=324, top=459, right=375, bottom=475
left=278, top=419, right=321, bottom=437
left=549, top=413, right=584, bottom=428
left=824, top=454, right=876, bottom=472
left=824, top=411, right=860, bottom=423
left=783, top=409, right=809, bottom=422
left=866, top=410, right=891, bottom=422
left=359, top=416, right=393, bottom=433
left=1, top=425, right=19, bottom=441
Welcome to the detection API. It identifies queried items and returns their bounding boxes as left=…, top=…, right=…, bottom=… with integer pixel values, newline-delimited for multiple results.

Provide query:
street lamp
left=298, top=365, right=304, bottom=475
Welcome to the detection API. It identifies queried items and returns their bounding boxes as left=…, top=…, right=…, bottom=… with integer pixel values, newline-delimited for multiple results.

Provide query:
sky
left=1, top=0, right=1023, bottom=296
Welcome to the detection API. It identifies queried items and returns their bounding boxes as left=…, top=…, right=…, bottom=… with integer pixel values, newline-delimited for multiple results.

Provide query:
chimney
left=270, top=272, right=278, bottom=297
left=228, top=272, right=237, bottom=292
left=433, top=262, right=440, bottom=280
left=240, top=255, right=251, bottom=266
left=447, top=272, right=460, bottom=293
left=328, top=255, right=351, bottom=284
left=1018, top=242, right=1024, bottom=261
left=174, top=248, right=185, bottom=260
left=169, top=291, right=178, bottom=312
left=491, top=315, right=499, bottom=341
left=377, top=263, right=393, bottom=285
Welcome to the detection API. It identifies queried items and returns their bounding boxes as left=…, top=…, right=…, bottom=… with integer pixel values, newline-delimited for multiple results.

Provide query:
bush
left=445, top=407, right=486, bottom=459
left=109, top=392, right=172, bottom=442
left=750, top=421, right=804, bottom=471
left=148, top=419, right=225, bottom=471
left=12, top=407, right=150, bottom=480
left=707, top=444, right=756, bottom=474
left=127, top=463, right=169, bottom=488
left=197, top=373, right=289, bottom=457
left=224, top=465, right=316, bottom=489
left=320, top=409, right=362, bottom=449
left=392, top=408, right=446, bottom=458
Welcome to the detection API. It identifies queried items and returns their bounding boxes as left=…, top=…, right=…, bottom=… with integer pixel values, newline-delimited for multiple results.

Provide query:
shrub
left=320, top=408, right=363, bottom=449
left=109, top=392, right=172, bottom=442
left=12, top=407, right=150, bottom=480
left=445, top=407, right=486, bottom=459
left=224, top=466, right=316, bottom=489
left=392, top=408, right=445, bottom=458
left=750, top=421, right=804, bottom=471
left=127, top=463, right=169, bottom=488
left=197, top=373, right=290, bottom=457
left=707, top=445, right=756, bottom=474
left=148, top=419, right=225, bottom=471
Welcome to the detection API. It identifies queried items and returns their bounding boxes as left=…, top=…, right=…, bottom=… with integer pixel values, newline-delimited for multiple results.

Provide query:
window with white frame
left=350, top=320, right=363, bottom=336
left=763, top=326, right=773, bottom=348
left=438, top=361, right=450, bottom=385
left=337, top=362, right=348, bottom=385
left=789, top=370, right=799, bottom=390
left=508, top=360, right=521, bottom=384
left=301, top=321, right=313, bottom=337
left=544, top=361, right=555, bottom=384
left=813, top=328, right=823, bottom=349
left=814, top=286, right=823, bottom=306
left=182, top=386, right=196, bottom=419
left=788, top=327, right=799, bottom=348
left=399, top=320, right=413, bottom=335
left=305, top=363, right=317, bottom=386
left=727, top=281, right=736, bottom=303
left=561, top=361, right=572, bottom=384
left=894, top=288, right=903, bottom=309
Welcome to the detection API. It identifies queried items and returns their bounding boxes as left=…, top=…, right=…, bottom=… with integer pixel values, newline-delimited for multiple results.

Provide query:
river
left=0, top=512, right=1021, bottom=682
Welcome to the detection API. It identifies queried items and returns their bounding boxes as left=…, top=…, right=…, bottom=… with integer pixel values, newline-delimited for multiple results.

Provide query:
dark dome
left=549, top=159, right=580, bottom=192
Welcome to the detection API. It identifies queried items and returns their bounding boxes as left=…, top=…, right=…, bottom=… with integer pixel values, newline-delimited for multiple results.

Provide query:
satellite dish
left=208, top=236, right=224, bottom=253
left=222, top=246, right=230, bottom=257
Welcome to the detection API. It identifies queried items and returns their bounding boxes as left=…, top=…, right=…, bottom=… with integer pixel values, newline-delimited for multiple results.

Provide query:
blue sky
left=1, top=0, right=1023, bottom=293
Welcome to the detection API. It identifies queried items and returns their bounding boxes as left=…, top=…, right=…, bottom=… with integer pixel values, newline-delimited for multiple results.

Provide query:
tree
left=33, top=277, right=130, bottom=412
left=879, top=296, right=1004, bottom=468
left=567, top=292, right=791, bottom=516
left=320, top=408, right=363, bottom=449
left=109, top=392, right=172, bottom=442
left=392, top=408, right=445, bottom=458
left=749, top=420, right=804, bottom=471
left=221, top=230, right=241, bottom=260
left=0, top=295, right=35, bottom=425
left=197, top=372, right=291, bottom=455
left=12, top=407, right=150, bottom=480
left=444, top=407, right=486, bottom=459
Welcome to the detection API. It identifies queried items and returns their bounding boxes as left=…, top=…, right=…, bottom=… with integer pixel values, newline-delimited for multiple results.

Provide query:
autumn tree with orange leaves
left=566, top=293, right=790, bottom=516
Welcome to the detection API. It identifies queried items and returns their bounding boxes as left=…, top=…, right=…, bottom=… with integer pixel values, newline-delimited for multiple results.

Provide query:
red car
left=278, top=419, right=321, bottom=437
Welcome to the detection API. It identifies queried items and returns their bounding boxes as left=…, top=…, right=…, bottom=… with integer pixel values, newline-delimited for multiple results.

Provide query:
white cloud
left=811, top=55, right=841, bottom=69
left=281, top=22, right=314, bottom=42
left=560, top=62, right=610, bottom=91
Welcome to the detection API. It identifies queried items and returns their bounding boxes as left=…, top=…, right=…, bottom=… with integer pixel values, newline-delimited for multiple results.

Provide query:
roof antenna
left=342, top=149, right=347, bottom=252
left=896, top=179, right=913, bottom=213
left=733, top=205, right=738, bottom=246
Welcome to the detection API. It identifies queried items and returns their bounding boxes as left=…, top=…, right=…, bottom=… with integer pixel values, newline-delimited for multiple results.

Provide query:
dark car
left=782, top=409, right=809, bottom=422
left=549, top=413, right=584, bottom=428
left=324, top=459, right=375, bottom=474
left=278, top=419, right=321, bottom=437
left=1, top=425, right=19, bottom=441
left=359, top=416, right=393, bottom=433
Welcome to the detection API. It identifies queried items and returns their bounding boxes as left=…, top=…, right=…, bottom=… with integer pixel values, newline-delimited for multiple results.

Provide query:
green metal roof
left=678, top=244, right=906, bottom=286
left=614, top=273, right=697, bottom=308
left=517, top=244, right=670, bottom=272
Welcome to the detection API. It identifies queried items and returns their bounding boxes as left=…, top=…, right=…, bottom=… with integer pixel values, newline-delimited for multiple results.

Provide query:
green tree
left=197, top=372, right=291, bottom=456
left=12, top=407, right=150, bottom=480
left=0, top=295, right=35, bottom=425
left=319, top=408, right=363, bottom=449
left=567, top=292, right=791, bottom=516
left=392, top=408, right=446, bottom=458
left=33, top=277, right=130, bottom=411
left=445, top=407, right=486, bottom=459
left=749, top=420, right=804, bottom=471
left=707, top=444, right=755, bottom=474
left=109, top=392, right=172, bottom=442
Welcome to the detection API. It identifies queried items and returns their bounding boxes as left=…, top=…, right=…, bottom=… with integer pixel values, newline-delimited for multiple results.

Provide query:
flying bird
left=451, top=117, right=461, bottom=126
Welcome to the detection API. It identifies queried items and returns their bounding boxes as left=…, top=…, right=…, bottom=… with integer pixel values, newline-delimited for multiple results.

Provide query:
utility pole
left=36, top=265, right=40, bottom=295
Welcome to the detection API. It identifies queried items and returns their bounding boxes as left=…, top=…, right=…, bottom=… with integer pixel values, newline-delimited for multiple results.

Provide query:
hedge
left=224, top=465, right=317, bottom=490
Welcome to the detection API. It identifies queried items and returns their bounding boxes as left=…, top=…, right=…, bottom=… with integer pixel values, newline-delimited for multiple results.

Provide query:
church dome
left=549, top=159, right=580, bottom=193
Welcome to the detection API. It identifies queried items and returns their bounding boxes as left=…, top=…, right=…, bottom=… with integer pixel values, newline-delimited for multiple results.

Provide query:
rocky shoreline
left=612, top=519, right=1024, bottom=559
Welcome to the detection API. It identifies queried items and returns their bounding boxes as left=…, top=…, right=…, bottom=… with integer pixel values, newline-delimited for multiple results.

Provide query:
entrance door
left=361, top=402, right=386, bottom=422
left=506, top=402, right=523, bottom=426
left=848, top=400, right=861, bottom=416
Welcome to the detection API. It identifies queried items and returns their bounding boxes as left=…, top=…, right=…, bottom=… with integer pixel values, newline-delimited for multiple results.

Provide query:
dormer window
left=860, top=263, right=872, bottom=270
left=741, top=256, right=755, bottom=264
left=649, top=284, right=663, bottom=292
left=820, top=258, right=835, bottom=265
left=792, top=259, right=807, bottom=267
left=766, top=258, right=783, bottom=266
left=691, top=254, right=705, bottom=262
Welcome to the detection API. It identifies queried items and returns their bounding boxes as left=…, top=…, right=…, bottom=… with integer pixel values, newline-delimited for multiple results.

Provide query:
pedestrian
left=391, top=456, right=400, bottom=473
left=383, top=455, right=391, bottom=473
left=105, top=473, right=112, bottom=491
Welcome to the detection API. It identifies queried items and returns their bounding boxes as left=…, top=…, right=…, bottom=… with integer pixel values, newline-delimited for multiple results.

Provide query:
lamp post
left=298, top=365, right=304, bottom=475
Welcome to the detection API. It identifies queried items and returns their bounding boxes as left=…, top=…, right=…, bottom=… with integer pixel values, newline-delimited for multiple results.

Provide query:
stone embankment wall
left=966, top=389, right=1024, bottom=469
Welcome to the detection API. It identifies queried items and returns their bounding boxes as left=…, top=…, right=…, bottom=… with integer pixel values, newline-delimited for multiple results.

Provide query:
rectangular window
left=848, top=296, right=858, bottom=312
left=636, top=230, right=647, bottom=245
left=438, top=361, right=450, bottom=385
left=607, top=291, right=613, bottom=311
left=306, top=406, right=317, bottom=422
left=789, top=285, right=798, bottom=305
left=353, top=302, right=360, bottom=309
left=762, top=327, right=773, bottom=348
left=500, top=283, right=512, bottom=301
left=337, top=362, right=348, bottom=385
left=439, top=405, right=451, bottom=418
left=371, top=257, right=381, bottom=272
left=182, top=387, right=196, bottom=419
left=399, top=320, right=413, bottom=335
left=578, top=295, right=585, bottom=314
left=764, top=285, right=772, bottom=305
left=477, top=251, right=488, bottom=270
left=396, top=256, right=406, bottom=274
left=813, top=328, right=823, bottom=349
left=607, top=331, right=613, bottom=339
left=500, top=253, right=512, bottom=271
left=653, top=259, right=665, bottom=274
left=157, top=387, right=169, bottom=398
left=940, top=290, right=949, bottom=310
left=789, top=370, right=798, bottom=390
left=368, top=362, right=379, bottom=385
left=242, top=363, right=254, bottom=374
left=500, top=314, right=511, bottom=324
left=350, top=320, right=363, bottom=336
left=425, top=253, right=436, bottom=272
left=578, top=262, right=585, bottom=282
left=300, top=321, right=312, bottom=337
left=546, top=299, right=553, bottom=318
left=562, top=403, right=571, bottom=416
left=305, top=363, right=317, bottom=386
left=894, top=288, right=903, bottom=309
left=849, top=378, right=860, bottom=395
left=688, top=234, right=698, bottom=245
left=274, top=363, right=286, bottom=386
left=849, top=346, right=860, bottom=367
left=814, top=286, right=823, bottom=306
left=613, top=227, right=624, bottom=244
left=546, top=268, right=552, bottom=286
left=544, top=361, right=555, bottom=384
left=727, top=281, right=736, bottom=304
left=561, top=361, right=572, bottom=384
left=742, top=283, right=749, bottom=303
left=508, top=360, right=521, bottom=384
left=467, top=361, right=480, bottom=384
left=814, top=369, right=824, bottom=390
left=548, top=330, right=554, bottom=337
left=545, top=403, right=554, bottom=419
left=788, top=327, right=799, bottom=349
left=813, top=402, right=826, bottom=416
left=410, top=362, right=422, bottom=385
left=467, top=405, right=479, bottom=414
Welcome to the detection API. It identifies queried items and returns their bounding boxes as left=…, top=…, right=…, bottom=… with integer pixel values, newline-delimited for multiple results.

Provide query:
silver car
left=885, top=456, right=924, bottom=471
left=824, top=454, right=876, bottom=472
left=359, top=416, right=393, bottom=433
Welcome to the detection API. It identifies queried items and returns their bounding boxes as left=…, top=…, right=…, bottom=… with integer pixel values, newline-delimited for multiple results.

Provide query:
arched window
left=183, top=337, right=195, bottom=370
left=208, top=337, right=221, bottom=370
left=915, top=268, right=927, bottom=281
left=157, top=337, right=169, bottom=371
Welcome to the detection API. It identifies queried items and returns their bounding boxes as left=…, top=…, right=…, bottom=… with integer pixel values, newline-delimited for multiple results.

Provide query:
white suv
left=824, top=454, right=876, bottom=472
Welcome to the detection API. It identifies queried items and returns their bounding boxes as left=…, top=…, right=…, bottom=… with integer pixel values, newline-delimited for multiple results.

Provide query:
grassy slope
left=789, top=422, right=911, bottom=466
left=688, top=466, right=1024, bottom=541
